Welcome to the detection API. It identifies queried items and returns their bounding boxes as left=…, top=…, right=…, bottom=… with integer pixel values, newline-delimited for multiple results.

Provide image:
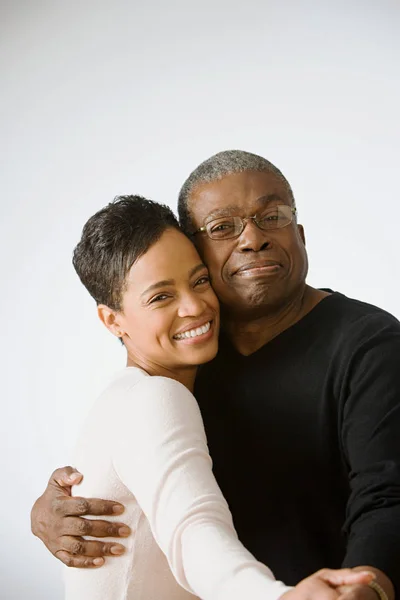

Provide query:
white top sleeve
left=112, top=375, right=292, bottom=600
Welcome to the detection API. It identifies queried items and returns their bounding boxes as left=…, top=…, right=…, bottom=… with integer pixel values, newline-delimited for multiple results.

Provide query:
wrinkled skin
left=31, top=467, right=129, bottom=568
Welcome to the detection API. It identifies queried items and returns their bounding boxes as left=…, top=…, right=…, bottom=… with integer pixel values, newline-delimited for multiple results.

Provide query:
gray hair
left=177, top=149, right=294, bottom=233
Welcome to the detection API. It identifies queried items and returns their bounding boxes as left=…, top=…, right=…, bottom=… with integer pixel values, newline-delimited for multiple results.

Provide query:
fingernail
left=112, top=505, right=124, bottom=514
left=68, top=473, right=81, bottom=481
left=110, top=545, right=125, bottom=555
left=118, top=526, right=131, bottom=537
left=93, top=558, right=104, bottom=566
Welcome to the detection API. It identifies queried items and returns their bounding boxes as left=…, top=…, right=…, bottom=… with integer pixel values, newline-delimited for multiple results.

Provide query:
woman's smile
left=109, top=227, right=220, bottom=378
left=173, top=320, right=213, bottom=342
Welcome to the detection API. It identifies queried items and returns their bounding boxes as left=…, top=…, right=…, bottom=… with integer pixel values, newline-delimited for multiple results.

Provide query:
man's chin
left=220, top=285, right=283, bottom=318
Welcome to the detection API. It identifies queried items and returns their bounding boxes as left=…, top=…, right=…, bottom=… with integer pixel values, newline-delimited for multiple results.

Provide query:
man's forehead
left=191, top=191, right=291, bottom=224
left=203, top=194, right=287, bottom=220
left=191, top=168, right=288, bottom=202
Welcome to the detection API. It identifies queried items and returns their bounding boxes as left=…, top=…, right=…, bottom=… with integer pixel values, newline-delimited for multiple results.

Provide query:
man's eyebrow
left=205, top=195, right=283, bottom=221
left=141, top=279, right=175, bottom=298
left=256, top=194, right=283, bottom=205
left=204, top=205, right=239, bottom=221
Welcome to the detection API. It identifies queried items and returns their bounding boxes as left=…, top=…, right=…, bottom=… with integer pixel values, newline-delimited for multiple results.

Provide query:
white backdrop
left=1, top=1, right=399, bottom=598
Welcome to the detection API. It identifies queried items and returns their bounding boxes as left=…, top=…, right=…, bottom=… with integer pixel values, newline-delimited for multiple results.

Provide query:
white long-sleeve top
left=65, top=367, right=292, bottom=600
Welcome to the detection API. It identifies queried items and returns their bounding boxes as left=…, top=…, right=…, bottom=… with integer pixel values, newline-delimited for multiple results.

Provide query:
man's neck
left=222, top=285, right=330, bottom=356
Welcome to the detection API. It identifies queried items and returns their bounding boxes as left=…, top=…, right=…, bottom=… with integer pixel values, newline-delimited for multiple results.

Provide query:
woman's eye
left=149, top=294, right=170, bottom=304
left=195, top=275, right=210, bottom=286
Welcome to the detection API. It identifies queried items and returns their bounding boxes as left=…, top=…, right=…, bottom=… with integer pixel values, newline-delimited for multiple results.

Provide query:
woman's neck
left=126, top=353, right=197, bottom=393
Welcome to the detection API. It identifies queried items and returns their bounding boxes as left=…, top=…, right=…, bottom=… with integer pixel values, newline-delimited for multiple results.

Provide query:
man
left=31, top=150, right=400, bottom=599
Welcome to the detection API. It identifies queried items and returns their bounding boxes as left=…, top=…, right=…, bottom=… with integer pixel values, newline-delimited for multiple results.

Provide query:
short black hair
left=73, top=195, right=180, bottom=310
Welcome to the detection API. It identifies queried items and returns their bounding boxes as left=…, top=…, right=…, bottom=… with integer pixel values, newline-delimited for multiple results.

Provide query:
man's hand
left=282, top=568, right=376, bottom=600
left=31, top=466, right=131, bottom=568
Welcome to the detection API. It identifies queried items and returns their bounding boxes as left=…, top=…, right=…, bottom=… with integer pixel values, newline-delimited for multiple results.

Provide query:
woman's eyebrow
left=141, top=279, right=175, bottom=298
left=188, top=263, right=207, bottom=278
left=140, top=264, right=206, bottom=298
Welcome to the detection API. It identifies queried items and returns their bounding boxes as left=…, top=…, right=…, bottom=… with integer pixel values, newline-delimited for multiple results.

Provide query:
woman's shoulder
left=109, top=373, right=201, bottom=440
left=135, top=374, right=193, bottom=401
left=96, top=366, right=145, bottom=397
left=101, top=368, right=193, bottom=407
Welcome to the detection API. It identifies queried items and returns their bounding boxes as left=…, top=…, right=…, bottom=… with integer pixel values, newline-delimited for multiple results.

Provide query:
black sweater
left=195, top=292, right=400, bottom=590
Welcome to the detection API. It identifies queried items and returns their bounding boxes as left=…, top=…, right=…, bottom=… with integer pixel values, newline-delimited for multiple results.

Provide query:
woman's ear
left=97, top=304, right=124, bottom=339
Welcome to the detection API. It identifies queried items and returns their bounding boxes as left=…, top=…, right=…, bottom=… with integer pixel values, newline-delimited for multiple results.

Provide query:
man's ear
left=97, top=304, right=124, bottom=339
left=297, top=224, right=306, bottom=246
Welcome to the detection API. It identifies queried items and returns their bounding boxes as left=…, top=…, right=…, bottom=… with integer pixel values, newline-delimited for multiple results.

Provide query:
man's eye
left=260, top=211, right=281, bottom=222
left=210, top=221, right=234, bottom=233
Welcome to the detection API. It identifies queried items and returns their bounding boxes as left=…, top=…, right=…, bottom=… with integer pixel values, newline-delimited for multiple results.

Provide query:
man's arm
left=30, top=466, right=131, bottom=568
left=111, top=376, right=378, bottom=600
left=30, top=473, right=378, bottom=599
left=340, top=313, right=400, bottom=599
left=30, top=472, right=381, bottom=597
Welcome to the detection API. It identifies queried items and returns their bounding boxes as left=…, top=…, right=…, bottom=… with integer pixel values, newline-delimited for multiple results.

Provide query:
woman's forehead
left=125, top=229, right=203, bottom=286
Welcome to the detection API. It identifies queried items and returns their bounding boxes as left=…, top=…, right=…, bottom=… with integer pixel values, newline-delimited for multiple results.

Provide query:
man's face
left=188, top=170, right=308, bottom=317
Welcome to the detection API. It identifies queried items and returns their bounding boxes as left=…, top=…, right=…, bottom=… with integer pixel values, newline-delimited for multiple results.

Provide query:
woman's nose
left=177, top=292, right=206, bottom=318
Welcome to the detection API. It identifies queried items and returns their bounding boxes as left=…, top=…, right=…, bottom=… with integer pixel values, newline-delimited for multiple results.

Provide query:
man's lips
left=234, top=260, right=282, bottom=275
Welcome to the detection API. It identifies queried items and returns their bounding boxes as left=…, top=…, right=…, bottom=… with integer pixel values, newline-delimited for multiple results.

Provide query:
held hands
left=30, top=466, right=131, bottom=568
left=30, top=468, right=384, bottom=600
left=281, top=569, right=378, bottom=600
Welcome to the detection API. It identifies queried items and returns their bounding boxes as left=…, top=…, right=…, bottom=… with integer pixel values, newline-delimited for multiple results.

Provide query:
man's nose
left=237, top=220, right=270, bottom=252
left=177, top=291, right=207, bottom=317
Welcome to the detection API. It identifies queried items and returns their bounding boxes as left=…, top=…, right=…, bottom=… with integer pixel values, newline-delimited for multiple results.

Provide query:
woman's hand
left=281, top=568, right=376, bottom=600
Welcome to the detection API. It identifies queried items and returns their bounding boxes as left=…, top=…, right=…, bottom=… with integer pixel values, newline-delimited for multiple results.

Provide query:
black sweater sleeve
left=340, top=312, right=400, bottom=592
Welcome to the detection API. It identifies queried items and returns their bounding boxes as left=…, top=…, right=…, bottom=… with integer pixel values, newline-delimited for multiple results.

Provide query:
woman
left=65, top=195, right=373, bottom=600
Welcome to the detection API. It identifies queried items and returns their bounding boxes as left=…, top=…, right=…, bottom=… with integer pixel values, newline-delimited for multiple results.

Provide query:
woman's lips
left=173, top=320, right=216, bottom=345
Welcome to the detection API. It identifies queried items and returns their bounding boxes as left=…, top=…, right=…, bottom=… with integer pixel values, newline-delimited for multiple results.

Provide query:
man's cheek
left=210, top=265, right=227, bottom=290
left=203, top=256, right=220, bottom=282
left=210, top=274, right=233, bottom=304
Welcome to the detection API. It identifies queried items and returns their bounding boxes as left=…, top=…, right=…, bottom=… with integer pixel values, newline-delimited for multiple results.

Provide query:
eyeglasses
left=192, top=205, right=297, bottom=241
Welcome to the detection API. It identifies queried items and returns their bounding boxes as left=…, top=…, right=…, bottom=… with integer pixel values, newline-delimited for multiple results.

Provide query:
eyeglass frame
left=191, top=205, right=297, bottom=241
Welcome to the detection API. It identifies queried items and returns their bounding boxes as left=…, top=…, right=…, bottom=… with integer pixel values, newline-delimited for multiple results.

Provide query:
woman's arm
left=112, top=375, right=291, bottom=600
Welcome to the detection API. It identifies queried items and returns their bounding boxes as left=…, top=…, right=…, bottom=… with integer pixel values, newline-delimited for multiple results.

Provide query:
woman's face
left=105, top=228, right=220, bottom=373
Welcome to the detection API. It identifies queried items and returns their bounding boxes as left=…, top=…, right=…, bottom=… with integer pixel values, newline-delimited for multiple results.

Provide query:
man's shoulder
left=196, top=292, right=400, bottom=387
left=319, top=291, right=400, bottom=332
left=301, top=291, right=400, bottom=365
